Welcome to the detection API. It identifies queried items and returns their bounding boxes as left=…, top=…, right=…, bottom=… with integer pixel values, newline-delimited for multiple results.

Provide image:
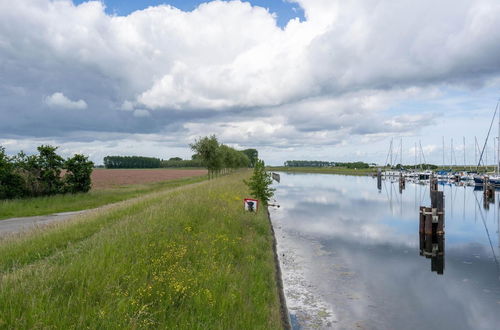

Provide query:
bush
left=244, top=159, right=275, bottom=205
left=0, top=145, right=94, bottom=199
left=63, top=154, right=94, bottom=193
left=0, top=147, right=25, bottom=199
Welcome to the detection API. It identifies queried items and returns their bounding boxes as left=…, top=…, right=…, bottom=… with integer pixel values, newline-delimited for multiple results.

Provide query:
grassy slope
left=0, top=175, right=207, bottom=220
left=0, top=171, right=282, bottom=329
left=268, top=166, right=376, bottom=176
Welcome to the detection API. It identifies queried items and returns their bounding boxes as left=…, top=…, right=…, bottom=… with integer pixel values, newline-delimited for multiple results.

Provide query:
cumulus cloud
left=44, top=92, right=87, bottom=110
left=133, top=109, right=151, bottom=118
left=1, top=0, right=500, bottom=163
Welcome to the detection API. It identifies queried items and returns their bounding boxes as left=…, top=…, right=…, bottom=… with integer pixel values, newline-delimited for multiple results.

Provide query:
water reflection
left=420, top=233, right=445, bottom=275
left=270, top=173, right=500, bottom=330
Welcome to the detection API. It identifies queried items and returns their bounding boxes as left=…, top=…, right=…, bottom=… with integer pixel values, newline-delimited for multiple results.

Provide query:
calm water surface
left=269, top=173, right=500, bottom=330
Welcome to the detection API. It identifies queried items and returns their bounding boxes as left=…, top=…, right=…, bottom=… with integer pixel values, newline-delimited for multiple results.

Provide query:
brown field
left=91, top=168, right=207, bottom=189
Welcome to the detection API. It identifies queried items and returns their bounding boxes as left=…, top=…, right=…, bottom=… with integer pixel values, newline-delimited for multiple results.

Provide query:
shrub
left=0, top=145, right=94, bottom=199
left=244, top=159, right=275, bottom=205
left=0, top=147, right=25, bottom=199
left=63, top=154, right=94, bottom=193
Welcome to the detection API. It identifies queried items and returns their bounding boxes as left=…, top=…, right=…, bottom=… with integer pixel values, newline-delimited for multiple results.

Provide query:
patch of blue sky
left=72, top=0, right=305, bottom=28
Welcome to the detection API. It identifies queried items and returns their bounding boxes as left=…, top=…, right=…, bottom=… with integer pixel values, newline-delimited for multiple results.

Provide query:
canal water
left=269, top=173, right=500, bottom=330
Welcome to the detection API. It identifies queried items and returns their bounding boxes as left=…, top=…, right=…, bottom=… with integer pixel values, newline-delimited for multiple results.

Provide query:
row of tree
left=284, top=160, right=334, bottom=167
left=190, top=135, right=257, bottom=178
left=160, top=159, right=204, bottom=168
left=0, top=145, right=94, bottom=199
left=284, top=160, right=371, bottom=169
left=104, top=156, right=161, bottom=168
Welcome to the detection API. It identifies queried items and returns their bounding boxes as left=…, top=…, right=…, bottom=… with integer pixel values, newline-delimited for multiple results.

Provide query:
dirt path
left=0, top=178, right=213, bottom=238
left=0, top=211, right=88, bottom=237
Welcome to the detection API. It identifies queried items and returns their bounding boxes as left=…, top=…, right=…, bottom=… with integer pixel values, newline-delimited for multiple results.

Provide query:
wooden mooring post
left=419, top=183, right=445, bottom=274
left=431, top=190, right=444, bottom=235
left=430, top=173, right=438, bottom=192
left=377, top=168, right=382, bottom=191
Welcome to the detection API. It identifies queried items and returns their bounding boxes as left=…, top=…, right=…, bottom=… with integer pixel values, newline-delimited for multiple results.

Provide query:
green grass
left=268, top=166, right=376, bottom=176
left=0, top=171, right=282, bottom=329
left=0, top=175, right=207, bottom=220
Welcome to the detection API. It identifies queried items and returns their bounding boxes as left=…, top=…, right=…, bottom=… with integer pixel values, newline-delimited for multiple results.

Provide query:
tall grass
left=0, top=175, right=206, bottom=220
left=0, top=172, right=282, bottom=329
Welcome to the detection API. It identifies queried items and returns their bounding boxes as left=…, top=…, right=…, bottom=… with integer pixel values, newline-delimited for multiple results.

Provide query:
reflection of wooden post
left=436, top=235, right=445, bottom=275
left=483, top=176, right=495, bottom=207
left=419, top=232, right=425, bottom=256
left=424, top=233, right=433, bottom=258
left=419, top=206, right=425, bottom=233
left=399, top=172, right=405, bottom=192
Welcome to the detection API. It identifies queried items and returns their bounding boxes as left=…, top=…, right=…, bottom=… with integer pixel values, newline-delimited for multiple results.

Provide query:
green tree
left=63, top=154, right=94, bottom=193
left=242, top=149, right=258, bottom=167
left=190, top=135, right=222, bottom=179
left=244, top=159, right=275, bottom=205
left=36, top=145, right=65, bottom=195
left=0, top=147, right=25, bottom=199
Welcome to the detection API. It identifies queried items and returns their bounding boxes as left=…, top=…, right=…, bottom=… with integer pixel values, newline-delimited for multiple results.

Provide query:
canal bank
left=267, top=208, right=292, bottom=329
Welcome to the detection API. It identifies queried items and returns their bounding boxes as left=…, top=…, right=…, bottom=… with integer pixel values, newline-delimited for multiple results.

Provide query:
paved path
left=0, top=211, right=88, bottom=237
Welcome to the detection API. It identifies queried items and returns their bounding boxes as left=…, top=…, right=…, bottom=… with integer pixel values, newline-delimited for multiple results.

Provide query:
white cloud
left=120, top=100, right=134, bottom=111
left=2, top=0, right=500, bottom=162
left=133, top=109, right=150, bottom=117
left=44, top=92, right=87, bottom=110
left=5, top=0, right=499, bottom=112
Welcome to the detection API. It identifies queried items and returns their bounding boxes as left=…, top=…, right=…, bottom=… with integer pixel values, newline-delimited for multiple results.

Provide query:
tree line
left=284, top=160, right=370, bottom=169
left=104, top=156, right=161, bottom=168
left=190, top=135, right=257, bottom=179
left=160, top=159, right=204, bottom=168
left=0, top=145, right=94, bottom=199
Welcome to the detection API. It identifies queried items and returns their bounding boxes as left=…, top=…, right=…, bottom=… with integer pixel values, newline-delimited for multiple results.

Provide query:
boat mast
left=498, top=101, right=500, bottom=174
left=400, top=137, right=403, bottom=168
left=451, top=138, right=454, bottom=169
left=475, top=136, right=478, bottom=170
left=442, top=136, right=445, bottom=168
left=463, top=136, right=466, bottom=170
left=390, top=138, right=393, bottom=168
left=414, top=142, right=417, bottom=170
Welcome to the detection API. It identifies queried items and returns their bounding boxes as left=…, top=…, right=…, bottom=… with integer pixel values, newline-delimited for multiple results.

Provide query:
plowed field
left=91, top=169, right=207, bottom=189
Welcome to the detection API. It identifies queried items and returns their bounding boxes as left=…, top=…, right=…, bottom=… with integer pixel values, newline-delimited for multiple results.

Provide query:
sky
left=1, top=0, right=500, bottom=166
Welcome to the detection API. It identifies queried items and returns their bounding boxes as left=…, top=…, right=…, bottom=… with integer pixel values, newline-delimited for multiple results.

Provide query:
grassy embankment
left=0, top=175, right=207, bottom=220
left=268, top=166, right=376, bottom=176
left=0, top=171, right=282, bottom=328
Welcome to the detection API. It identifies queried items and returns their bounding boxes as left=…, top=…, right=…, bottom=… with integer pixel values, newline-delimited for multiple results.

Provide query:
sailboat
left=474, top=99, right=500, bottom=186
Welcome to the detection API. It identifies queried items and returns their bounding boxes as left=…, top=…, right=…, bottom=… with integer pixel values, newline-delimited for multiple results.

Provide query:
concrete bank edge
left=266, top=208, right=291, bottom=330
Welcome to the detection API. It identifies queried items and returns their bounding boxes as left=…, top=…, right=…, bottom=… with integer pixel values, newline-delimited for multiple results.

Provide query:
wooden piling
left=430, top=173, right=438, bottom=192
left=377, top=168, right=382, bottom=190
left=424, top=207, right=433, bottom=235
left=430, top=190, right=445, bottom=235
